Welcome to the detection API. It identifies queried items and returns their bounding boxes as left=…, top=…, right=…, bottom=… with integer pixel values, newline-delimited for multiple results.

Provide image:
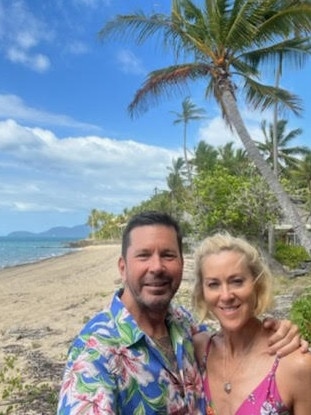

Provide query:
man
left=57, top=211, right=306, bottom=414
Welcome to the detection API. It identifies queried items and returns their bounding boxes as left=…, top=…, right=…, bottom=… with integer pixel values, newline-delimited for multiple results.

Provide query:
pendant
left=224, top=382, right=232, bottom=394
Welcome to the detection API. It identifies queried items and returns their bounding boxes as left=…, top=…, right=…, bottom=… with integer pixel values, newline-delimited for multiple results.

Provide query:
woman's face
left=201, top=250, right=257, bottom=331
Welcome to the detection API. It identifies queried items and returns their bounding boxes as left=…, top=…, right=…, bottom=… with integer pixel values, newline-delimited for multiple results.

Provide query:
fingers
left=264, top=319, right=300, bottom=357
left=268, top=334, right=301, bottom=357
left=300, top=339, right=310, bottom=353
left=263, top=317, right=308, bottom=356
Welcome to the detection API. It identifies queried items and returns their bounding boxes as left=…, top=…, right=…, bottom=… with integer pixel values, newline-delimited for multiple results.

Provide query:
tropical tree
left=293, top=150, right=311, bottom=192
left=100, top=0, right=311, bottom=252
left=217, top=141, right=250, bottom=175
left=291, top=151, right=311, bottom=221
left=191, top=141, right=219, bottom=174
left=166, top=157, right=188, bottom=216
left=256, top=119, right=309, bottom=177
left=194, top=165, right=281, bottom=239
left=171, top=97, right=206, bottom=184
left=87, top=209, right=104, bottom=239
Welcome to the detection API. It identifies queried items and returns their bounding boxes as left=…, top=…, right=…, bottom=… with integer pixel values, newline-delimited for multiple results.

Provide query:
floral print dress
left=203, top=341, right=292, bottom=415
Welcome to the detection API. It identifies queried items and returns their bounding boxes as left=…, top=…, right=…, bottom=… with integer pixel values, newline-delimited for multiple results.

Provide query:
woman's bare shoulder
left=280, top=349, right=311, bottom=375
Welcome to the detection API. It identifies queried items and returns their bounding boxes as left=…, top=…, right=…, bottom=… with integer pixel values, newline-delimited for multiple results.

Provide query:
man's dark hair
left=121, top=211, right=183, bottom=257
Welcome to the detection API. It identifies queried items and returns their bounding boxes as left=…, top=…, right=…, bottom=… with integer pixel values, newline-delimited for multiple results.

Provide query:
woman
left=192, top=232, right=311, bottom=415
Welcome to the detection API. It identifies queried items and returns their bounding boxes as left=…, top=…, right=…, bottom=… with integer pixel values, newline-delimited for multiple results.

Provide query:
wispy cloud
left=116, top=49, right=146, bottom=75
left=0, top=95, right=100, bottom=131
left=0, top=0, right=52, bottom=72
left=72, top=0, right=112, bottom=7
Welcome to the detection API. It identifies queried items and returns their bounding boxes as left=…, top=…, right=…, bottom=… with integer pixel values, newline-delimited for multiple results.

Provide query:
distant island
left=6, top=224, right=91, bottom=239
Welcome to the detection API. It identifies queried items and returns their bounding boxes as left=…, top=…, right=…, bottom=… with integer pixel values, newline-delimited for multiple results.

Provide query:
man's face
left=118, top=225, right=183, bottom=313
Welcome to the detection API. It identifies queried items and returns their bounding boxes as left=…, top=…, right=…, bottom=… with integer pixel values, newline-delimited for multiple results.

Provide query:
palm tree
left=171, top=97, right=206, bottom=185
left=256, top=119, right=309, bottom=177
left=294, top=151, right=311, bottom=192
left=192, top=140, right=219, bottom=174
left=100, top=0, right=311, bottom=252
left=166, top=157, right=187, bottom=215
left=217, top=141, right=250, bottom=175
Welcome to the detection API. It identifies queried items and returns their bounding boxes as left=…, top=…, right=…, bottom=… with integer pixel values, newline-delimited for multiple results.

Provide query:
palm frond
left=128, top=63, right=211, bottom=117
left=243, top=77, right=303, bottom=115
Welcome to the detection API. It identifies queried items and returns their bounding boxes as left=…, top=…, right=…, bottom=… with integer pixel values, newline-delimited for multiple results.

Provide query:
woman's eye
left=205, top=281, right=219, bottom=289
left=231, top=278, right=244, bottom=286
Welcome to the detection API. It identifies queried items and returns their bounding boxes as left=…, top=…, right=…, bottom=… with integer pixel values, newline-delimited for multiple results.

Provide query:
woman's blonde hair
left=192, top=232, right=274, bottom=321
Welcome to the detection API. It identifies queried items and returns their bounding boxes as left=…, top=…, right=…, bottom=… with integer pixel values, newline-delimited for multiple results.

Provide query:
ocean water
left=0, top=236, right=80, bottom=269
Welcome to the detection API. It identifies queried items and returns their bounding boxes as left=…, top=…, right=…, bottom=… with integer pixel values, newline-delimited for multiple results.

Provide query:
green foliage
left=194, top=166, right=280, bottom=239
left=274, top=242, right=310, bottom=269
left=290, top=290, right=311, bottom=343
left=0, top=355, right=58, bottom=415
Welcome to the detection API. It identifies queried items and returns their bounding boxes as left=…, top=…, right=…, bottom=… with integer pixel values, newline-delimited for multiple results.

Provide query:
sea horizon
left=0, top=235, right=81, bottom=269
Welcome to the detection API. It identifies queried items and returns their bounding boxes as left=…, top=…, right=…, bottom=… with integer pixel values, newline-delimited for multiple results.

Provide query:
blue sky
left=0, top=0, right=310, bottom=235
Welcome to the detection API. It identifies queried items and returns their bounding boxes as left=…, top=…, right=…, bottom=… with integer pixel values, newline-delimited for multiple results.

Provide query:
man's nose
left=149, top=254, right=164, bottom=272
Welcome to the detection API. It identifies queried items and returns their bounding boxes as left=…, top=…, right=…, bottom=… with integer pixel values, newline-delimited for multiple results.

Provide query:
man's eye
left=137, top=253, right=150, bottom=259
left=163, top=253, right=177, bottom=259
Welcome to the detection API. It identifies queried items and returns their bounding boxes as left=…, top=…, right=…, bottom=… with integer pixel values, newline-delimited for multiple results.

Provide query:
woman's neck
left=219, top=317, right=263, bottom=357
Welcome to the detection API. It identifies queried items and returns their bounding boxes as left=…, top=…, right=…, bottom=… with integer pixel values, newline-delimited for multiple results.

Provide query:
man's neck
left=120, top=290, right=169, bottom=338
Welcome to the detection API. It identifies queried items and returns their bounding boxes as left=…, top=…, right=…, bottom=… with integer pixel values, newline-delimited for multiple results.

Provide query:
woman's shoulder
left=279, top=348, right=311, bottom=375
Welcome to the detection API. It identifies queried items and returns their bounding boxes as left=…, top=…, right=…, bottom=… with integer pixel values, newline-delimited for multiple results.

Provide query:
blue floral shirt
left=57, top=289, right=206, bottom=414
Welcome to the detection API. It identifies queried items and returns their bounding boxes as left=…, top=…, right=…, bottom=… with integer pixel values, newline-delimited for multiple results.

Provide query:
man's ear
left=118, top=256, right=126, bottom=284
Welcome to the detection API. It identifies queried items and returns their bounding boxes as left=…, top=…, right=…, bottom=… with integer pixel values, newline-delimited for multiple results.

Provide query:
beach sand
left=0, top=245, right=122, bottom=362
left=0, top=243, right=194, bottom=413
left=0, top=244, right=125, bottom=413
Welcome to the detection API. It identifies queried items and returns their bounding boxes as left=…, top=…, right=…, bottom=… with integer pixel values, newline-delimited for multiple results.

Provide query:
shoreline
left=0, top=247, right=81, bottom=273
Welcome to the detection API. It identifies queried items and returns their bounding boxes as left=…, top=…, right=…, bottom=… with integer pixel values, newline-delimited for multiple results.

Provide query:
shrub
left=290, top=291, right=311, bottom=343
left=0, top=355, right=58, bottom=415
left=274, top=242, right=310, bottom=269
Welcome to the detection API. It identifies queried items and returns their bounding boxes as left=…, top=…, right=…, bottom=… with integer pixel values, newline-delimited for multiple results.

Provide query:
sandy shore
left=0, top=244, right=123, bottom=365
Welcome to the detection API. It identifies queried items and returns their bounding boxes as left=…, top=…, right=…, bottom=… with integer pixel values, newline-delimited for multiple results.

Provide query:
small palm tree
left=256, top=119, right=309, bottom=177
left=191, top=141, right=219, bottom=174
left=217, top=142, right=250, bottom=175
left=171, top=97, right=206, bottom=185
left=166, top=157, right=187, bottom=215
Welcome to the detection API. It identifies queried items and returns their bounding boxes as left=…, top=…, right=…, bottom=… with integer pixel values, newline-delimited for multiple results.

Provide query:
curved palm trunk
left=222, top=89, right=311, bottom=253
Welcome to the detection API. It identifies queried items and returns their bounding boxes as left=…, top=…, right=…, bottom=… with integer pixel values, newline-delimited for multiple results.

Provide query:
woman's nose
left=219, top=284, right=234, bottom=300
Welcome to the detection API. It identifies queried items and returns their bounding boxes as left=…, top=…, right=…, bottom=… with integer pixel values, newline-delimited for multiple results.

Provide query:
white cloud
left=7, top=48, right=51, bottom=72
left=198, top=109, right=268, bottom=148
left=0, top=0, right=52, bottom=72
left=116, top=49, right=146, bottom=75
left=0, top=119, right=179, bottom=216
left=0, top=95, right=100, bottom=131
left=73, top=0, right=112, bottom=6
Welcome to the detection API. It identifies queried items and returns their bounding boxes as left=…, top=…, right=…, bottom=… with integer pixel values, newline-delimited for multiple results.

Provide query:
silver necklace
left=222, top=337, right=256, bottom=394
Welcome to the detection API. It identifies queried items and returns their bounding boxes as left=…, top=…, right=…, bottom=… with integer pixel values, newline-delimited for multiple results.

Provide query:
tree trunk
left=221, top=89, right=311, bottom=253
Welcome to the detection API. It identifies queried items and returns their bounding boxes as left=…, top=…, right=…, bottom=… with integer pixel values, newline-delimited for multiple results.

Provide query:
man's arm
left=263, top=318, right=309, bottom=357
left=57, top=350, right=117, bottom=415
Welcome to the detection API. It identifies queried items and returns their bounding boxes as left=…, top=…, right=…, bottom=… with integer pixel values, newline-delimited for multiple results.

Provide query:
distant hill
left=7, top=224, right=91, bottom=239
